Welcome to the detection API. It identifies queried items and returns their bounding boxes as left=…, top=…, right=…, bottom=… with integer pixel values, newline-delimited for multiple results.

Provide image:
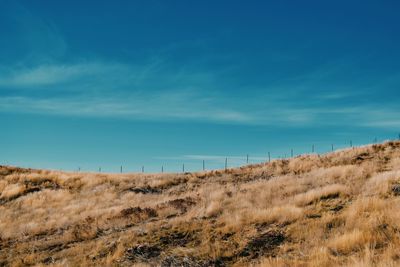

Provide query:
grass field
left=2, top=141, right=400, bottom=266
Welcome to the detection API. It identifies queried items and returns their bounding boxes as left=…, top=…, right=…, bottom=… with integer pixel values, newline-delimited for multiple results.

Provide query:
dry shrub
left=344, top=197, right=387, bottom=231
left=194, top=185, right=227, bottom=218
left=294, top=184, right=348, bottom=206
left=328, top=229, right=373, bottom=255
left=221, top=204, right=303, bottom=232
left=362, top=170, right=400, bottom=196
left=0, top=183, right=25, bottom=199
left=288, top=155, right=322, bottom=174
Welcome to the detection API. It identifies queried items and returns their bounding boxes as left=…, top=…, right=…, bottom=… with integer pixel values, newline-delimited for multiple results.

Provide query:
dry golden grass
left=2, top=141, right=400, bottom=266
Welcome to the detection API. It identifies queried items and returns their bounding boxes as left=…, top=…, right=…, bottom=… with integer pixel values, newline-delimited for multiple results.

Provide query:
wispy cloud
left=0, top=1, right=397, bottom=128
left=0, top=60, right=399, bottom=127
left=359, top=109, right=400, bottom=128
left=0, top=92, right=254, bottom=124
left=0, top=60, right=289, bottom=125
left=0, top=63, right=126, bottom=87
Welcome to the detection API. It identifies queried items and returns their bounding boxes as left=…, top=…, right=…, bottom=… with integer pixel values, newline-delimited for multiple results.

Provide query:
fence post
left=312, top=144, right=315, bottom=153
left=142, top=166, right=144, bottom=173
left=350, top=140, right=353, bottom=147
left=120, top=166, right=122, bottom=173
left=162, top=166, right=164, bottom=173
left=225, top=157, right=228, bottom=170
left=331, top=144, right=334, bottom=152
left=99, top=167, right=101, bottom=173
left=203, top=160, right=205, bottom=171
left=268, top=152, right=271, bottom=163
left=183, top=163, right=185, bottom=173
left=246, top=154, right=249, bottom=164
left=291, top=149, right=293, bottom=158
left=78, top=167, right=81, bottom=172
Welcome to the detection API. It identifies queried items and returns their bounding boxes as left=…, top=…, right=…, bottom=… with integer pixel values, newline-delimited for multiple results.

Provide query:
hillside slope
left=1, top=142, right=400, bottom=266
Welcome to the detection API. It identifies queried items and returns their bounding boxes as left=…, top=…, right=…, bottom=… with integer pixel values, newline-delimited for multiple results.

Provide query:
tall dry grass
left=1, top=141, right=400, bottom=266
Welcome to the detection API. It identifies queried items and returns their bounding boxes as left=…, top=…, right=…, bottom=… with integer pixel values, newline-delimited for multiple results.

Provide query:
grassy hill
left=2, top=141, right=400, bottom=266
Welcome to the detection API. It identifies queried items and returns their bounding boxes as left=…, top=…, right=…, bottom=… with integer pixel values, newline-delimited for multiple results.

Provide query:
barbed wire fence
left=7, top=135, right=397, bottom=174
left=74, top=134, right=400, bottom=174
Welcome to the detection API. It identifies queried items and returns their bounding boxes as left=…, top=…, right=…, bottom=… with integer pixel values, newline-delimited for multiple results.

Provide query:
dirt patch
left=120, top=207, right=158, bottom=220
left=161, top=256, right=225, bottom=267
left=24, top=179, right=60, bottom=190
left=158, top=230, right=196, bottom=247
left=126, top=186, right=161, bottom=194
left=126, top=245, right=161, bottom=261
left=239, top=230, right=285, bottom=259
left=166, top=197, right=196, bottom=213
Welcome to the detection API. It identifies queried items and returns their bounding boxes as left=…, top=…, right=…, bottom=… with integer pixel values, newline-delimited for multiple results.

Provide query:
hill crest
left=1, top=141, right=400, bottom=266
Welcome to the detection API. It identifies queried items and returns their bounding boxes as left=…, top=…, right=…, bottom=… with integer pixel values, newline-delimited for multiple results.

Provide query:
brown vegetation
left=2, top=141, right=400, bottom=266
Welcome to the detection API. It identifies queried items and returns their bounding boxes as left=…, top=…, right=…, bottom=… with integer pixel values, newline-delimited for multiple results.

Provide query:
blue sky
left=1, top=0, right=400, bottom=172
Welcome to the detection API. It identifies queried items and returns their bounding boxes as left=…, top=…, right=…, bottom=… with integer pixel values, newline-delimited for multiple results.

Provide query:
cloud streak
left=0, top=61, right=268, bottom=124
left=0, top=2, right=397, bottom=129
left=0, top=92, right=254, bottom=124
left=0, top=60, right=399, bottom=128
left=0, top=63, right=125, bottom=87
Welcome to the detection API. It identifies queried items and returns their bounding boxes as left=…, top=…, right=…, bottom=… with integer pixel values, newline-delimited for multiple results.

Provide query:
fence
left=71, top=135, right=400, bottom=174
